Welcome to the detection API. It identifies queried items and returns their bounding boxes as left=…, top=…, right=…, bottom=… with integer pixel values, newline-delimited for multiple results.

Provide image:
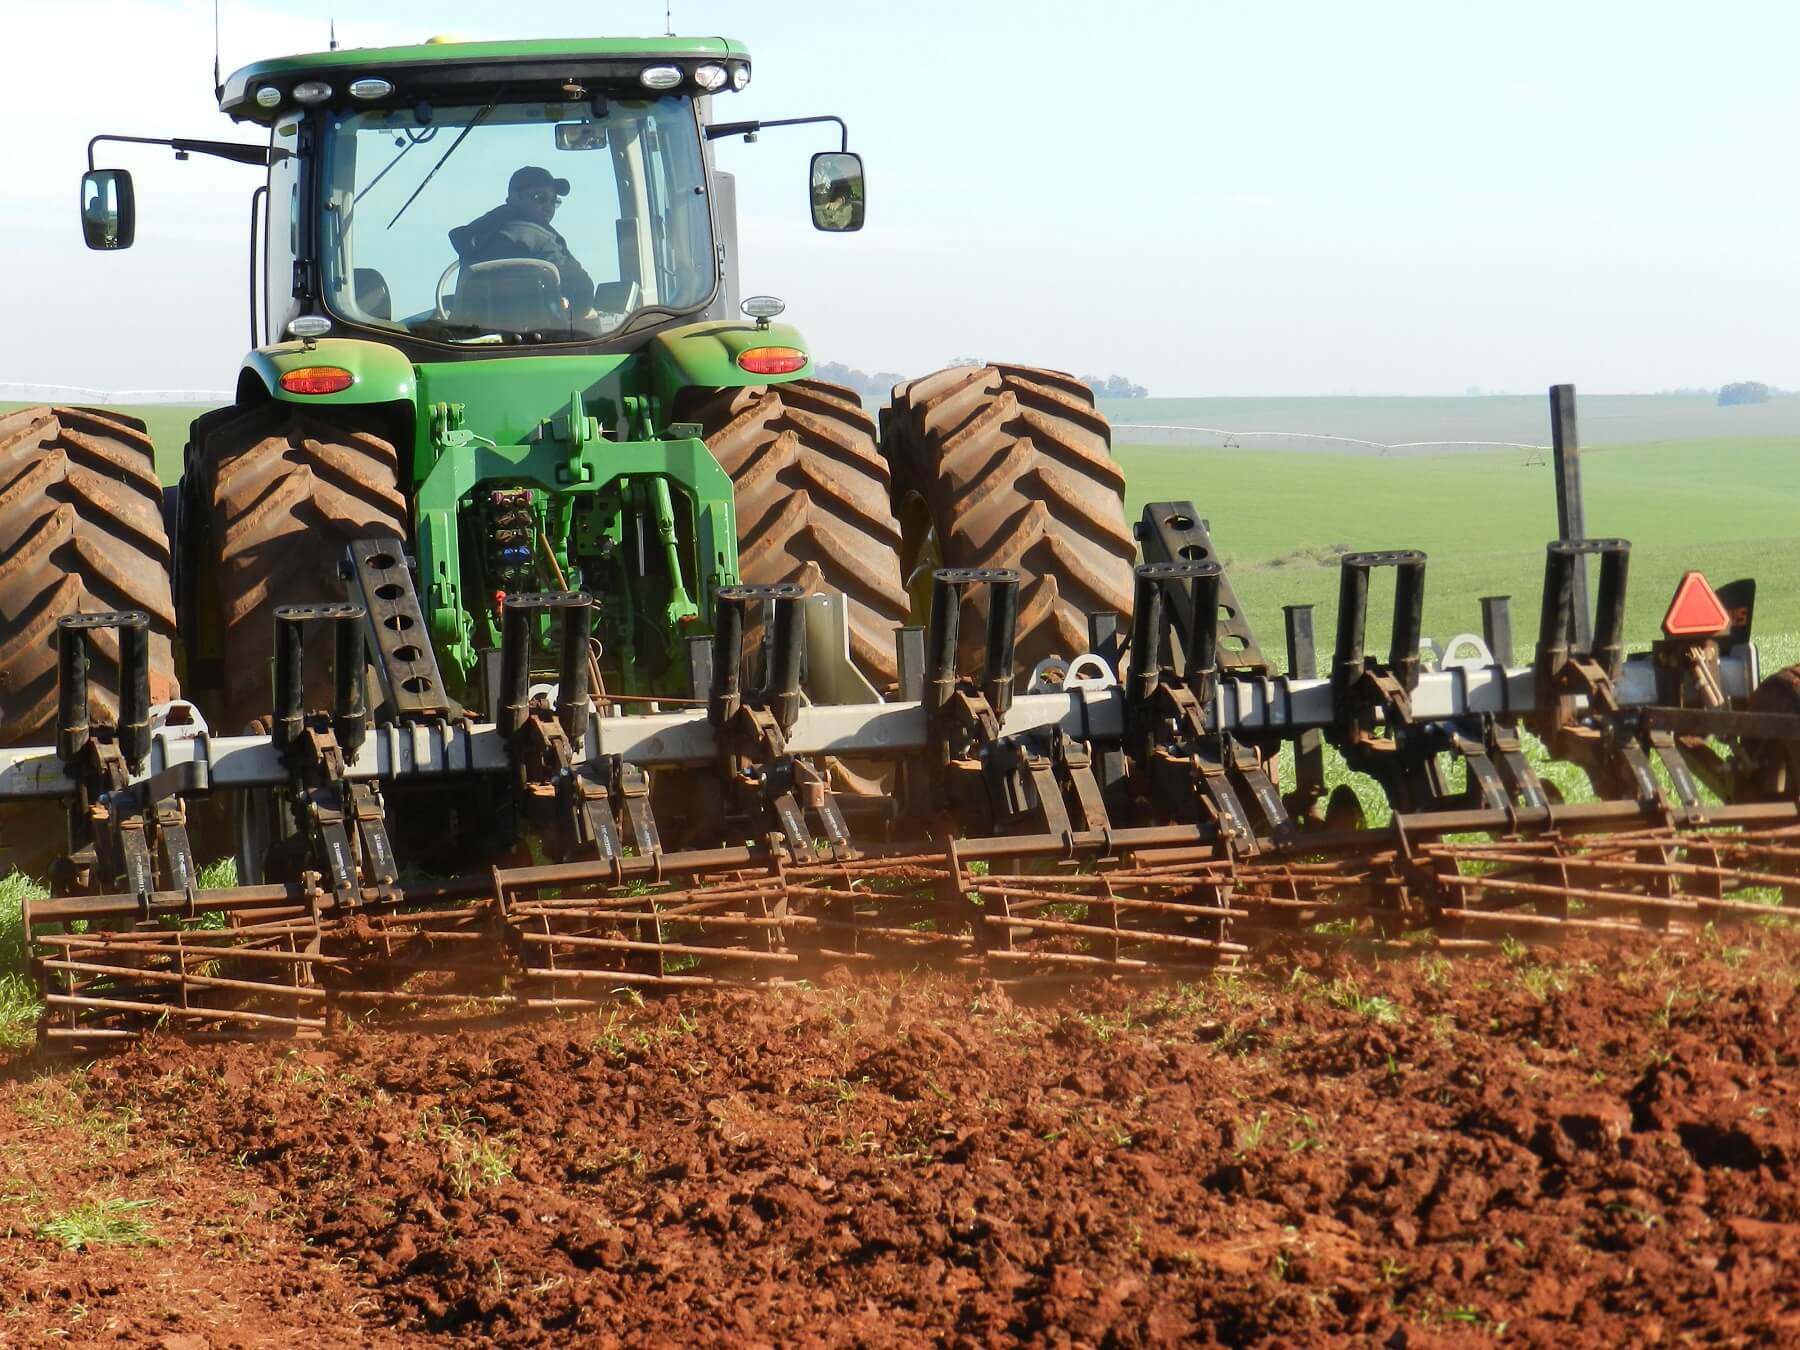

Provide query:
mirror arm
left=87, top=133, right=288, bottom=170
left=704, top=114, right=848, bottom=152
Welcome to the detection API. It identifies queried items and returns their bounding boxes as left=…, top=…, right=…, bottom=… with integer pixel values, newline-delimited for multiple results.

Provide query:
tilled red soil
left=2, top=929, right=1796, bottom=1346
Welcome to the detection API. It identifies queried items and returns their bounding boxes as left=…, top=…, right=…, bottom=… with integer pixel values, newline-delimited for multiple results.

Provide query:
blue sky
left=2, top=0, right=1795, bottom=395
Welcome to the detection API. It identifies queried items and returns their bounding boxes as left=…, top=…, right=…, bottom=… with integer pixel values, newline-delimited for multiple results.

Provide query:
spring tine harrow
left=8, top=501, right=1800, bottom=1050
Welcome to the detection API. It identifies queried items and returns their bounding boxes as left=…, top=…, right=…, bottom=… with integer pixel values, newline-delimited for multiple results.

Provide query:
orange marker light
left=279, top=366, right=355, bottom=395
left=736, top=346, right=806, bottom=375
left=1661, top=570, right=1732, bottom=637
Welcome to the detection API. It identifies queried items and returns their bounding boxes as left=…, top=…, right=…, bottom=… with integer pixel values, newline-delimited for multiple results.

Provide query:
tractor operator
left=449, top=166, right=597, bottom=314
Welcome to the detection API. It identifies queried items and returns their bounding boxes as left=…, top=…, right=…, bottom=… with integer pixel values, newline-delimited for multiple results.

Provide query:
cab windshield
left=320, top=96, right=715, bottom=344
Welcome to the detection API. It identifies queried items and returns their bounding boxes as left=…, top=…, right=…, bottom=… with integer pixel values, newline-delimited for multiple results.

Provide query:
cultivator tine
left=1126, top=560, right=1270, bottom=849
left=1330, top=550, right=1442, bottom=809
left=1489, top=724, right=1550, bottom=810
left=497, top=590, right=631, bottom=866
left=707, top=582, right=848, bottom=861
left=50, top=612, right=195, bottom=911
left=271, top=602, right=398, bottom=901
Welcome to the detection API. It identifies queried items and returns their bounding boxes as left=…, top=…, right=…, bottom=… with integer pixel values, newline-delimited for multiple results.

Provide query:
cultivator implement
left=6, top=501, right=1798, bottom=1048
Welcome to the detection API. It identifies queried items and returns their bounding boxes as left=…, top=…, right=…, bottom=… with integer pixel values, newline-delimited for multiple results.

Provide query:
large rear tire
left=882, top=364, right=1136, bottom=673
left=673, top=379, right=910, bottom=689
left=191, top=405, right=405, bottom=734
left=0, top=405, right=178, bottom=746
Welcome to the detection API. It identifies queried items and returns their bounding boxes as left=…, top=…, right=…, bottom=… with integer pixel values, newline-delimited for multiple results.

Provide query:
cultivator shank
left=7, top=501, right=1798, bottom=1047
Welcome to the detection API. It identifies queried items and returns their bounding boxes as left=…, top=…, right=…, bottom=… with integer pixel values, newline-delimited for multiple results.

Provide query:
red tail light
left=736, top=346, right=806, bottom=375
left=279, top=366, right=355, bottom=395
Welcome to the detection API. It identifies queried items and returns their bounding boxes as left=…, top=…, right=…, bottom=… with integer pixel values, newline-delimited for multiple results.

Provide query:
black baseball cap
left=510, top=166, right=571, bottom=197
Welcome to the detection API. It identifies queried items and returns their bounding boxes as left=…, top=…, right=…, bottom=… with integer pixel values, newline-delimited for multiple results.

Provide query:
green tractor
left=1, top=34, right=1137, bottom=873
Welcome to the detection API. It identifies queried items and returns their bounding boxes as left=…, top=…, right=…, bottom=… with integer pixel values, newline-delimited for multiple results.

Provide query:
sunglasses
left=524, top=189, right=564, bottom=205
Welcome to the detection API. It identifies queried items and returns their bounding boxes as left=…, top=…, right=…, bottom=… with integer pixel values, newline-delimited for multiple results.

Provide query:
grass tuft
left=1326, top=977, right=1401, bottom=1025
left=35, top=1197, right=160, bottom=1250
left=0, top=871, right=45, bottom=1050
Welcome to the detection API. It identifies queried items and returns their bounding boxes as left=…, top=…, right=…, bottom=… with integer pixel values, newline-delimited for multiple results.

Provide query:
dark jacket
left=448, top=205, right=596, bottom=311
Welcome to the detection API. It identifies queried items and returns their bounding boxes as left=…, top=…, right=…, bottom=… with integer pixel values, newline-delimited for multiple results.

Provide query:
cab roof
left=220, top=35, right=750, bottom=124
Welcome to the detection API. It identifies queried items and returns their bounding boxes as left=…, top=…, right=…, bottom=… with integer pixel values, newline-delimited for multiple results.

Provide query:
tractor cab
left=311, top=93, right=717, bottom=346
left=82, top=37, right=865, bottom=356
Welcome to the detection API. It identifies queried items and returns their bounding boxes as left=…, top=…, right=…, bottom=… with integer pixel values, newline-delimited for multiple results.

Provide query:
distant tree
left=947, top=356, right=985, bottom=369
left=1081, top=373, right=1149, bottom=399
left=814, top=361, right=905, bottom=402
left=1718, top=381, right=1771, bottom=406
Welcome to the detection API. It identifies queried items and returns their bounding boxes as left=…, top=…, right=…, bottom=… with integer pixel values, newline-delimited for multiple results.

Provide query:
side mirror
left=809, top=151, right=865, bottom=233
left=80, top=169, right=135, bottom=251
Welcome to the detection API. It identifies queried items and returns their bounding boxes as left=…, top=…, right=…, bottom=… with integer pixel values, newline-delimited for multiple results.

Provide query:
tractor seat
left=452, top=258, right=565, bottom=332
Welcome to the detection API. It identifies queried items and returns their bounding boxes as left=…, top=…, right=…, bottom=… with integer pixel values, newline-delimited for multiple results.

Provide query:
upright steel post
left=1332, top=557, right=1370, bottom=707
left=271, top=609, right=307, bottom=753
left=116, top=613, right=151, bottom=771
left=1549, top=383, right=1591, bottom=648
left=497, top=602, right=534, bottom=739
left=332, top=609, right=368, bottom=757
left=1591, top=543, right=1630, bottom=682
left=923, top=573, right=962, bottom=717
left=1480, top=596, right=1514, bottom=667
left=1389, top=555, right=1427, bottom=693
left=556, top=600, right=593, bottom=745
left=55, top=620, right=91, bottom=764
left=708, top=592, right=746, bottom=728
left=894, top=627, right=926, bottom=703
left=766, top=591, right=806, bottom=733
left=1183, top=568, right=1221, bottom=706
left=1127, top=566, right=1166, bottom=710
left=1282, top=604, right=1326, bottom=813
left=981, top=573, right=1019, bottom=719
left=1534, top=543, right=1577, bottom=711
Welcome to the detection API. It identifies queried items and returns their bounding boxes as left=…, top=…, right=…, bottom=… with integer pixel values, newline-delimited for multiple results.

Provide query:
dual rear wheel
left=682, top=366, right=1137, bottom=693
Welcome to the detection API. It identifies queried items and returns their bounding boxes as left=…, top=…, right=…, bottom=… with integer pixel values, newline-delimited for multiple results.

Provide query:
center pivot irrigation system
left=4, top=35, right=1799, bottom=1051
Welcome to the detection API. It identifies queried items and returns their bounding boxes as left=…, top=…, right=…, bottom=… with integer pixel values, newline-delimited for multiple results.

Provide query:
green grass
left=0, top=871, right=42, bottom=1051
left=34, top=1197, right=160, bottom=1251
left=1115, top=435, right=1800, bottom=651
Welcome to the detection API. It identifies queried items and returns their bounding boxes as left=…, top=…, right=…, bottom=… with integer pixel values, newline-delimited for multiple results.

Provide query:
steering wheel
left=435, top=259, right=462, bottom=320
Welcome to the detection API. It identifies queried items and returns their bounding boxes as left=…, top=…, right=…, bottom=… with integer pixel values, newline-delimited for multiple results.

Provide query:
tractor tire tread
left=675, top=379, right=909, bottom=689
left=199, top=406, right=404, bottom=732
left=0, top=405, right=178, bottom=746
left=884, top=363, right=1135, bottom=670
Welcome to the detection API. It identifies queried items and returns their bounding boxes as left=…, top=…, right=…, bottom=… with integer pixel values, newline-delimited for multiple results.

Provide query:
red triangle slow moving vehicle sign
left=1661, top=570, right=1732, bottom=638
